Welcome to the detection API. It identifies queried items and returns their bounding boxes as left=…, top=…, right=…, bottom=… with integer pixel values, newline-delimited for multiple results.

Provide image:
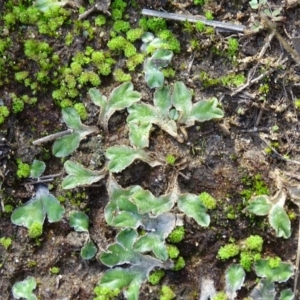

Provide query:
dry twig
left=141, top=9, right=245, bottom=33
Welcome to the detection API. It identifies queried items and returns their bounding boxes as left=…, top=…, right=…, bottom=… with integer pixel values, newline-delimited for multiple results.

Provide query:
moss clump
left=167, top=226, right=185, bottom=243
left=113, top=69, right=132, bottom=82
left=172, top=256, right=185, bottom=271
left=139, top=17, right=167, bottom=32
left=239, top=251, right=261, bottom=272
left=268, top=256, right=281, bottom=268
left=161, top=68, right=175, bottom=78
left=126, top=53, right=144, bottom=71
left=195, top=21, right=206, bottom=31
left=220, top=74, right=245, bottom=87
left=126, top=28, right=144, bottom=42
left=199, top=192, right=216, bottom=209
left=148, top=269, right=165, bottom=285
left=160, top=285, right=176, bottom=300
left=113, top=20, right=130, bottom=33
left=217, top=243, right=239, bottom=261
left=50, top=266, right=60, bottom=274
left=0, top=106, right=9, bottom=124
left=93, top=286, right=120, bottom=300
left=95, top=15, right=106, bottom=26
left=15, top=71, right=29, bottom=82
left=194, top=0, right=205, bottom=5
left=74, top=103, right=88, bottom=121
left=16, top=159, right=30, bottom=178
left=28, top=222, right=43, bottom=239
left=240, top=174, right=269, bottom=200
left=0, top=237, right=12, bottom=250
left=244, top=235, right=263, bottom=252
left=212, top=292, right=227, bottom=300
left=227, top=38, right=239, bottom=58
left=108, top=36, right=137, bottom=57
left=204, top=10, right=214, bottom=20
left=166, top=154, right=176, bottom=165
left=167, top=245, right=179, bottom=259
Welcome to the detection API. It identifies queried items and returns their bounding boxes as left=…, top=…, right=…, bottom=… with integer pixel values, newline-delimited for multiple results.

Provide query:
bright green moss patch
left=167, top=226, right=185, bottom=243
left=244, top=235, right=263, bottom=252
left=74, top=103, right=88, bottom=121
left=28, top=222, right=43, bottom=239
left=148, top=269, right=165, bottom=285
left=199, top=192, right=217, bottom=209
left=16, top=159, right=30, bottom=178
left=160, top=285, right=176, bottom=300
left=0, top=237, right=12, bottom=250
left=0, top=106, right=9, bottom=124
left=217, top=243, right=239, bottom=261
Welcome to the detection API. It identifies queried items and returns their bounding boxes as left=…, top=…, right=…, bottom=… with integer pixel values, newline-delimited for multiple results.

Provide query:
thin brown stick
left=32, top=129, right=73, bottom=145
left=142, top=9, right=245, bottom=33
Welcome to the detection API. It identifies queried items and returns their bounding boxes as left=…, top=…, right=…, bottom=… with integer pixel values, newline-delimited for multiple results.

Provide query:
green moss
left=112, top=0, right=127, bottom=10
left=91, top=51, right=105, bottom=64
left=294, top=99, right=300, bottom=109
left=160, top=285, right=176, bottom=300
left=72, top=51, right=89, bottom=66
left=95, top=15, right=106, bottom=27
left=113, top=68, right=132, bottom=82
left=212, top=292, right=228, bottom=300
left=288, top=210, right=297, bottom=220
left=111, top=8, right=123, bottom=20
left=126, top=53, right=144, bottom=71
left=65, top=32, right=74, bottom=46
left=225, top=204, right=238, bottom=220
left=27, top=261, right=37, bottom=268
left=74, top=103, right=88, bottom=121
left=195, top=21, right=206, bottom=31
left=70, top=62, right=83, bottom=77
left=161, top=68, right=175, bottom=78
left=199, top=192, right=216, bottom=209
left=15, top=71, right=29, bottom=82
left=204, top=10, right=214, bottom=20
left=0, top=106, right=10, bottom=124
left=259, top=83, right=270, bottom=95
left=16, top=159, right=30, bottom=178
left=28, top=222, right=43, bottom=239
left=126, top=28, right=144, bottom=42
left=147, top=17, right=167, bottom=32
left=220, top=73, right=245, bottom=87
left=148, top=269, right=165, bottom=285
left=217, top=243, right=239, bottom=261
left=0, top=237, right=12, bottom=250
left=172, top=256, right=185, bottom=271
left=113, top=20, right=130, bottom=33
left=107, top=36, right=127, bottom=51
left=268, top=256, right=281, bottom=268
left=12, top=97, right=24, bottom=113
left=4, top=204, right=14, bottom=213
left=167, top=226, right=185, bottom=243
left=194, top=0, right=205, bottom=5
left=93, top=286, right=120, bottom=300
left=166, top=154, right=176, bottom=165
left=240, top=174, right=269, bottom=200
left=3, top=12, right=16, bottom=27
left=124, top=42, right=137, bottom=57
left=244, top=235, right=263, bottom=252
left=50, top=266, right=60, bottom=274
left=227, top=38, right=239, bottom=58
left=167, top=245, right=180, bottom=259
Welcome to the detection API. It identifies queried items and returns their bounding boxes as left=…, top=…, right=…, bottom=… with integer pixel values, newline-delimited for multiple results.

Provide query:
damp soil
left=1, top=0, right=300, bottom=299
